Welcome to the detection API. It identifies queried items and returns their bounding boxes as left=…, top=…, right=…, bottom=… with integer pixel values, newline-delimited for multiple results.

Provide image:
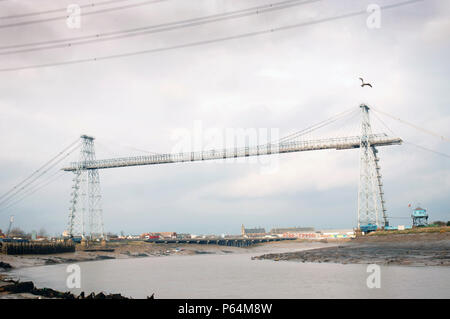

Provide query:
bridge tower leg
left=67, top=135, right=104, bottom=239
left=357, top=105, right=388, bottom=232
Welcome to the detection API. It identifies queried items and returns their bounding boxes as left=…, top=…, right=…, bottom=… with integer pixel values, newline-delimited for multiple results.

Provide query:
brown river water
left=8, top=243, right=450, bottom=298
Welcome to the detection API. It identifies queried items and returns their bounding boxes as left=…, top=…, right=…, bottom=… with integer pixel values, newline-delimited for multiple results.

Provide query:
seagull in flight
left=359, top=77, right=372, bottom=88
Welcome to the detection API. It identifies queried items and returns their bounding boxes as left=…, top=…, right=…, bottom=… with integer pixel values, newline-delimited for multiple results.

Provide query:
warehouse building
left=241, top=225, right=266, bottom=237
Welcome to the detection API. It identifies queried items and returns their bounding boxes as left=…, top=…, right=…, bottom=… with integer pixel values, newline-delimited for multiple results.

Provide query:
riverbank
left=0, top=241, right=243, bottom=270
left=0, top=239, right=334, bottom=271
left=254, top=232, right=450, bottom=266
left=0, top=240, right=330, bottom=298
left=0, top=275, right=135, bottom=299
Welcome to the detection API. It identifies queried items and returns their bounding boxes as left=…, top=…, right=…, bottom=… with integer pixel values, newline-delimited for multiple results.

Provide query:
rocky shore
left=0, top=241, right=244, bottom=270
left=0, top=273, right=154, bottom=299
left=253, top=232, right=450, bottom=266
left=0, top=241, right=249, bottom=299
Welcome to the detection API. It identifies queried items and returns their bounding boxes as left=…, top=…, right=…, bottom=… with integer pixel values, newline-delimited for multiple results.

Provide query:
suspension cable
left=0, top=171, right=66, bottom=214
left=371, top=107, right=450, bottom=142
left=276, top=108, right=359, bottom=143
left=0, top=143, right=81, bottom=208
left=0, top=138, right=79, bottom=202
left=372, top=111, right=450, bottom=159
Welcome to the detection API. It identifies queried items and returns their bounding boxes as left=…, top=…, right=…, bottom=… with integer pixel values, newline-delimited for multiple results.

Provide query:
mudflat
left=253, top=232, right=450, bottom=266
left=0, top=241, right=249, bottom=270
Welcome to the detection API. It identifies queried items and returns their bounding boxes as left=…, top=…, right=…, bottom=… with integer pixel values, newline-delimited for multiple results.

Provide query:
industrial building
left=280, top=229, right=355, bottom=240
left=241, top=225, right=266, bottom=237
left=318, top=229, right=355, bottom=239
left=412, top=207, right=429, bottom=227
left=141, top=232, right=177, bottom=239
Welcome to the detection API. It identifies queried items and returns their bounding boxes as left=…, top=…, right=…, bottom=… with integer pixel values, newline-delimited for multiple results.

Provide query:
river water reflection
left=10, top=243, right=450, bottom=298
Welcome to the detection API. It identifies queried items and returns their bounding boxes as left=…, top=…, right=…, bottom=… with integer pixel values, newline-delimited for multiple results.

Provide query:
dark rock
left=33, top=287, right=63, bottom=298
left=95, top=255, right=115, bottom=260
left=194, top=251, right=213, bottom=254
left=63, top=291, right=75, bottom=299
left=107, top=293, right=125, bottom=299
left=94, top=292, right=106, bottom=299
left=0, top=261, right=12, bottom=270
left=85, top=292, right=96, bottom=299
left=0, top=277, right=132, bottom=299
left=1, top=281, right=34, bottom=293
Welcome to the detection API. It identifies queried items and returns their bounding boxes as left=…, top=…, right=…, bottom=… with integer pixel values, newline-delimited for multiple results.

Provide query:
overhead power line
left=0, top=0, right=320, bottom=54
left=0, top=0, right=167, bottom=29
left=0, top=0, right=139, bottom=20
left=0, top=0, right=424, bottom=73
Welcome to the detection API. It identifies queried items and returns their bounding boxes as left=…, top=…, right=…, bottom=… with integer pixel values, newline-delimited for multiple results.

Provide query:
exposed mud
left=254, top=233, right=450, bottom=266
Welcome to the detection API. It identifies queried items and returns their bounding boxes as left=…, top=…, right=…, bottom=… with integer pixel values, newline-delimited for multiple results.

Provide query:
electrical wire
left=0, top=0, right=167, bottom=29
left=0, top=0, right=424, bottom=73
left=0, top=0, right=139, bottom=20
left=0, top=0, right=320, bottom=55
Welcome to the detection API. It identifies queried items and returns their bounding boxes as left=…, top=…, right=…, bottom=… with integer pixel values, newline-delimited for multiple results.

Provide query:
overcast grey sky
left=0, top=0, right=448, bottom=235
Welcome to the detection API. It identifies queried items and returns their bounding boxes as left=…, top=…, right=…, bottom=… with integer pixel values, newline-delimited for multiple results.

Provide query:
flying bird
left=359, top=77, right=372, bottom=88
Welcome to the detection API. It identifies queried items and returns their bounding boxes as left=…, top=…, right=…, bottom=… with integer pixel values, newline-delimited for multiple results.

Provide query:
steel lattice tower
left=67, top=135, right=104, bottom=239
left=357, top=104, right=388, bottom=232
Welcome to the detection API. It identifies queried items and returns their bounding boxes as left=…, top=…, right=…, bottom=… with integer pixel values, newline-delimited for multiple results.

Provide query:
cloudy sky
left=0, top=0, right=448, bottom=236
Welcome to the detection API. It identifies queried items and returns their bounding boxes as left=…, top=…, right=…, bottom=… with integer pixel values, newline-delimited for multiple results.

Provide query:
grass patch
left=368, top=226, right=450, bottom=236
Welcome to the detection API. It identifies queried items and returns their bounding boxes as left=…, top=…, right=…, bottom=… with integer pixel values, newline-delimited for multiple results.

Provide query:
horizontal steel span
left=62, top=134, right=402, bottom=171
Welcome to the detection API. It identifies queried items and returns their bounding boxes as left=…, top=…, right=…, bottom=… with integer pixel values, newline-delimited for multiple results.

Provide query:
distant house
left=241, top=224, right=266, bottom=237
left=282, top=232, right=320, bottom=239
left=157, top=232, right=177, bottom=239
left=141, top=232, right=177, bottom=239
left=176, top=233, right=191, bottom=239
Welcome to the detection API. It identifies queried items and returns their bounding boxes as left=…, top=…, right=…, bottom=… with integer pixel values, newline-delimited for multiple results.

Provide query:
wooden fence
left=0, top=242, right=75, bottom=255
